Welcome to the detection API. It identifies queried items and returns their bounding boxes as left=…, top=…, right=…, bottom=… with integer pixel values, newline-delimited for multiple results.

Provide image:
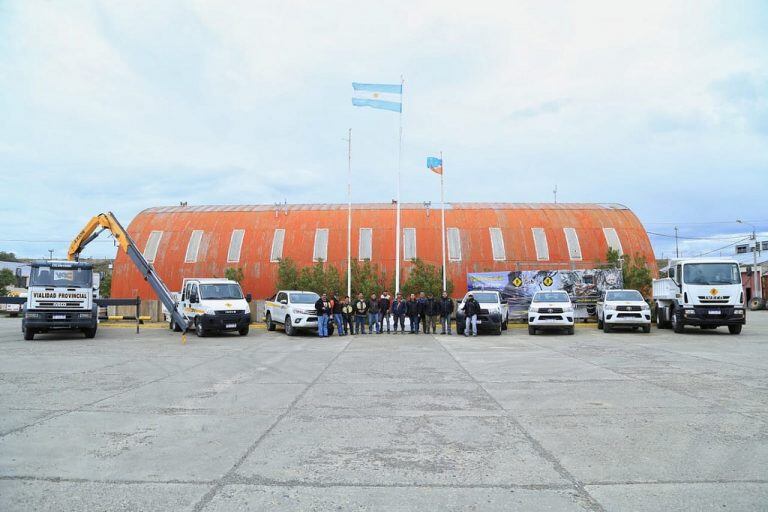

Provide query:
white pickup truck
left=265, top=290, right=327, bottom=336
left=596, top=289, right=651, bottom=333
left=456, top=290, right=509, bottom=335
left=653, top=258, right=745, bottom=334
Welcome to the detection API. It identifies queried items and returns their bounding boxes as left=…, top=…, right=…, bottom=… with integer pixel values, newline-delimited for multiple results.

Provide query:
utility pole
left=553, top=185, right=558, bottom=204
left=674, top=226, right=679, bottom=258
left=344, top=128, right=352, bottom=298
left=737, top=220, right=760, bottom=300
left=47, top=249, right=54, bottom=260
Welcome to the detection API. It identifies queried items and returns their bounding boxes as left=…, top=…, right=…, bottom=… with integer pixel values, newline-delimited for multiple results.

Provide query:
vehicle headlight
left=605, top=304, right=616, bottom=311
left=78, top=312, right=92, bottom=319
left=640, top=303, right=650, bottom=311
left=735, top=309, right=744, bottom=315
left=529, top=307, right=539, bottom=313
left=563, top=305, right=574, bottom=312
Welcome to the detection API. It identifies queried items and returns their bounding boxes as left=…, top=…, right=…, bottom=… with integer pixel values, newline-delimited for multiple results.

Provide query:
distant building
left=111, top=203, right=655, bottom=299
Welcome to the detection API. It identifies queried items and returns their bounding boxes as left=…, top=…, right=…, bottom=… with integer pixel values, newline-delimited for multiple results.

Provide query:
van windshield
left=683, top=263, right=740, bottom=285
left=200, top=284, right=243, bottom=300
left=30, top=266, right=92, bottom=288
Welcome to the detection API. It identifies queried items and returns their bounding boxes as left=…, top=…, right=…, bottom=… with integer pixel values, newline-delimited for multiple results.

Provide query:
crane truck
left=21, top=212, right=189, bottom=340
left=653, top=258, right=746, bottom=334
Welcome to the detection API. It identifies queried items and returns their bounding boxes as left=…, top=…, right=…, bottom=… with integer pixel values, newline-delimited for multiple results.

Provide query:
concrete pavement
left=1, top=314, right=767, bottom=511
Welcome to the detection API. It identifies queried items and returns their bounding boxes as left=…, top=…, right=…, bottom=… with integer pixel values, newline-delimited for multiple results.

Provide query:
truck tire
left=642, top=324, right=651, bottom=333
left=566, top=326, right=575, bottom=335
left=502, top=316, right=508, bottom=331
left=597, top=315, right=604, bottom=329
left=528, top=325, right=535, bottom=335
left=195, top=319, right=206, bottom=337
left=494, top=324, right=502, bottom=335
left=656, top=304, right=669, bottom=329
left=238, top=325, right=249, bottom=336
left=603, top=322, right=611, bottom=333
left=728, top=324, right=743, bottom=335
left=284, top=315, right=294, bottom=336
left=671, top=308, right=685, bottom=333
left=83, top=327, right=97, bottom=339
left=23, top=326, right=35, bottom=341
left=749, top=297, right=765, bottom=311
left=266, top=312, right=276, bottom=331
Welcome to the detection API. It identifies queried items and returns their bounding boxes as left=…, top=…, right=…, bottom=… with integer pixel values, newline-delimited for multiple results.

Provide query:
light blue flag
left=426, top=157, right=443, bottom=175
left=352, top=82, right=402, bottom=112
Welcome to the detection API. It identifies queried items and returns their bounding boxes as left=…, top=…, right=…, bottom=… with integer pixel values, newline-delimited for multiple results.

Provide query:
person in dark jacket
left=417, top=292, right=428, bottom=334
left=366, top=293, right=380, bottom=334
left=425, top=293, right=441, bottom=334
left=341, top=296, right=354, bottom=336
left=391, top=293, right=407, bottom=333
left=461, top=293, right=480, bottom=336
left=314, top=293, right=331, bottom=337
left=331, top=292, right=344, bottom=336
left=406, top=293, right=419, bottom=333
left=377, top=291, right=392, bottom=333
left=354, top=292, right=368, bottom=334
left=439, top=291, right=454, bottom=335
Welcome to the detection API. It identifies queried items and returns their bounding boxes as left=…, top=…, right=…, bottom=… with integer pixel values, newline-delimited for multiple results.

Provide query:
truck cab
left=653, top=258, right=745, bottom=334
left=178, top=278, right=251, bottom=337
left=22, top=260, right=98, bottom=340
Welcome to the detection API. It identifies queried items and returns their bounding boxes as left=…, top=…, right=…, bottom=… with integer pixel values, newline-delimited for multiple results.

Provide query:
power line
left=644, top=219, right=768, bottom=226
left=646, top=231, right=748, bottom=241
left=697, top=237, right=751, bottom=257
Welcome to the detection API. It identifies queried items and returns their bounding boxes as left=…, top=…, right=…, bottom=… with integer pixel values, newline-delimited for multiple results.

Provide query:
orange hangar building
left=110, top=203, right=654, bottom=299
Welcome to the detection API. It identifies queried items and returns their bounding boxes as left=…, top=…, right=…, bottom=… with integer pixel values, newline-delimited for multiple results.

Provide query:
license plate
left=708, top=310, right=721, bottom=315
left=225, top=323, right=237, bottom=329
left=52, top=315, right=66, bottom=320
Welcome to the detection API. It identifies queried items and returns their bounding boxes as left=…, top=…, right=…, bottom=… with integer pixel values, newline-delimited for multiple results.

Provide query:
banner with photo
left=467, top=269, right=623, bottom=318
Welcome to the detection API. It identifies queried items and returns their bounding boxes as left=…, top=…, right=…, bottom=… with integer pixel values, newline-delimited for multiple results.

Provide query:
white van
left=176, top=278, right=252, bottom=337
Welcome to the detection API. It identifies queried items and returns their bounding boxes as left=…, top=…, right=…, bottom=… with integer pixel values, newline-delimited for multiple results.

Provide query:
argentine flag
left=352, top=82, right=402, bottom=113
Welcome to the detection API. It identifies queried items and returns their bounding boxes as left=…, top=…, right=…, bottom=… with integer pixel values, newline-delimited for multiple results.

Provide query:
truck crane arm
left=68, top=212, right=190, bottom=332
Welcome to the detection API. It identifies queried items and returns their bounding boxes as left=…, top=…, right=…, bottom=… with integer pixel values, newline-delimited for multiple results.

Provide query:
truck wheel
left=502, top=316, right=508, bottom=331
left=23, top=326, right=35, bottom=341
left=83, top=327, right=97, bottom=339
left=567, top=326, right=575, bottom=335
left=495, top=324, right=502, bottom=336
left=655, top=303, right=667, bottom=329
left=528, top=325, right=535, bottom=335
left=728, top=324, right=743, bottom=335
left=266, top=312, right=276, bottom=331
left=642, top=324, right=651, bottom=333
left=238, top=325, right=249, bottom=336
left=597, top=315, right=604, bottom=329
left=284, top=316, right=294, bottom=336
left=169, top=319, right=182, bottom=332
left=749, top=297, right=765, bottom=311
left=671, top=309, right=685, bottom=333
left=603, top=322, right=611, bottom=333
left=195, top=319, right=206, bottom=337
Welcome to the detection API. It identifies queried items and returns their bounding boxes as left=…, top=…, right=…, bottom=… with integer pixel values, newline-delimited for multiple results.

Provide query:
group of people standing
left=313, top=291, right=454, bottom=337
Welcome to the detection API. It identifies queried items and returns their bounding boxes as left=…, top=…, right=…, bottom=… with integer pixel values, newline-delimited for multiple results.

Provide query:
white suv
left=265, top=290, right=323, bottom=336
left=528, top=290, right=575, bottom=335
left=597, top=289, right=651, bottom=333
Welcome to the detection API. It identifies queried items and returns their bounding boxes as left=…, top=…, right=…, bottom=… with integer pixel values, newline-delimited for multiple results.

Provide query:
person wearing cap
left=461, top=293, right=480, bottom=337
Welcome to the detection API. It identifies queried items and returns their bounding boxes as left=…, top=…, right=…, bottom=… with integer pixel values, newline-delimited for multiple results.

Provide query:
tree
left=399, top=259, right=454, bottom=298
left=99, top=272, right=112, bottom=298
left=0, top=269, right=16, bottom=296
left=0, top=251, right=18, bottom=262
left=603, top=249, right=652, bottom=297
left=347, top=260, right=385, bottom=297
left=276, top=258, right=300, bottom=291
left=225, top=267, right=245, bottom=283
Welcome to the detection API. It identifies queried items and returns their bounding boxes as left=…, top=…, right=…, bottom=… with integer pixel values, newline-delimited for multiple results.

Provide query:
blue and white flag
left=352, top=82, right=402, bottom=113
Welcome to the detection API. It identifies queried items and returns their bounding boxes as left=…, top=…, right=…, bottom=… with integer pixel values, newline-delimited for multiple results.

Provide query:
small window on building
left=447, top=228, right=461, bottom=261
left=736, top=244, right=748, bottom=254
left=762, top=241, right=768, bottom=251
left=270, top=229, right=285, bottom=262
left=532, top=228, right=549, bottom=261
left=563, top=227, right=582, bottom=261
left=143, top=231, right=163, bottom=263
left=489, top=228, right=506, bottom=261
left=313, top=228, right=329, bottom=262
left=184, top=230, right=203, bottom=263
left=358, top=228, right=373, bottom=260
left=603, top=227, right=623, bottom=255
left=227, top=229, right=245, bottom=263
left=403, top=228, right=417, bottom=260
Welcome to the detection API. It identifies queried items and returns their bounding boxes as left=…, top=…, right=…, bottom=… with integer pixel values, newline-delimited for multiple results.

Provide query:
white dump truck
left=653, top=258, right=745, bottom=334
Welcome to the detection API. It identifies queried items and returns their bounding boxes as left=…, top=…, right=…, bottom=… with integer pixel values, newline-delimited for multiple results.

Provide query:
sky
left=0, top=0, right=767, bottom=260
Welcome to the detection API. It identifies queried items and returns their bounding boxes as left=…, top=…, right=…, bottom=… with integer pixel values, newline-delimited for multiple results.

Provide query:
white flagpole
left=395, top=76, right=404, bottom=295
left=346, top=128, right=352, bottom=298
left=440, top=151, right=446, bottom=292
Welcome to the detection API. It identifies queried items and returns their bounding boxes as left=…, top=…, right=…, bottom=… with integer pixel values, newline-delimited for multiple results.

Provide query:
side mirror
left=246, top=293, right=252, bottom=303
left=668, top=268, right=675, bottom=280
